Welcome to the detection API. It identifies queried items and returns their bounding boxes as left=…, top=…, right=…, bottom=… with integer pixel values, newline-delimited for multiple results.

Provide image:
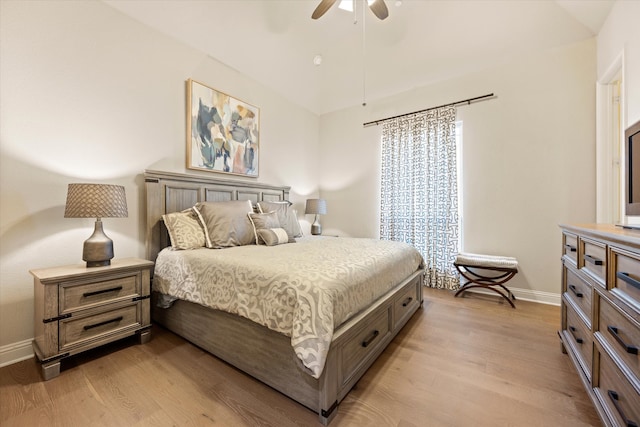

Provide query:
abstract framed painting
left=186, top=79, right=259, bottom=177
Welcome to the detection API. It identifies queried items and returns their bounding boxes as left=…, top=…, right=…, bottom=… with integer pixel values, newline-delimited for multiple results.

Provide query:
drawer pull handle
left=568, top=285, right=583, bottom=298
left=607, top=390, right=638, bottom=427
left=617, top=272, right=640, bottom=290
left=607, top=326, right=639, bottom=355
left=564, top=244, right=577, bottom=252
left=402, top=297, right=413, bottom=307
left=83, top=286, right=123, bottom=298
left=568, top=326, right=583, bottom=344
left=361, top=330, right=380, bottom=348
left=83, top=316, right=124, bottom=331
left=584, top=254, right=603, bottom=266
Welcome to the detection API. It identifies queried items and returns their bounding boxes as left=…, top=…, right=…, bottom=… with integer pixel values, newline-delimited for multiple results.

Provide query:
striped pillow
left=256, top=228, right=290, bottom=246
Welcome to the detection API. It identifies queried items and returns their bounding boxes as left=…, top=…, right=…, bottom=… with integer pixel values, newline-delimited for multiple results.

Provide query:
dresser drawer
left=59, top=303, right=141, bottom=351
left=339, top=307, right=391, bottom=387
left=581, top=238, right=607, bottom=287
left=565, top=267, right=592, bottom=325
left=393, top=280, right=420, bottom=329
left=610, top=247, right=640, bottom=312
left=564, top=301, right=593, bottom=377
left=597, top=295, right=640, bottom=383
left=595, top=348, right=640, bottom=427
left=59, top=272, right=142, bottom=314
left=563, top=232, right=578, bottom=265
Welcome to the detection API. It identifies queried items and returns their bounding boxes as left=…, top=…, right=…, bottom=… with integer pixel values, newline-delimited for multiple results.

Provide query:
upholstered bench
left=453, top=252, right=519, bottom=308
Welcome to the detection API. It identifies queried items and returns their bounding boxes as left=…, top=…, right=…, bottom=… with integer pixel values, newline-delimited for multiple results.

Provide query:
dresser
left=30, top=258, right=154, bottom=380
left=559, top=224, right=640, bottom=427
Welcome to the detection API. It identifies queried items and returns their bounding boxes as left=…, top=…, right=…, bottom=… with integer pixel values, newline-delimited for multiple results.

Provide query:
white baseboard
left=0, top=338, right=34, bottom=368
left=460, top=287, right=561, bottom=306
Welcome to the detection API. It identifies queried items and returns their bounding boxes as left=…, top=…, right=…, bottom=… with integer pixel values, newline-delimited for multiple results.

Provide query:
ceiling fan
left=312, top=0, right=389, bottom=21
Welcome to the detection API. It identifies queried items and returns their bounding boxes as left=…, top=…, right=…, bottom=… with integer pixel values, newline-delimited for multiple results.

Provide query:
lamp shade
left=64, top=184, right=128, bottom=219
left=305, top=199, right=327, bottom=215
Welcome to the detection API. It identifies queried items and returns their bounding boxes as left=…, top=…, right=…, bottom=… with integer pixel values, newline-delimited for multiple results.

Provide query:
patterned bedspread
left=153, top=236, right=424, bottom=378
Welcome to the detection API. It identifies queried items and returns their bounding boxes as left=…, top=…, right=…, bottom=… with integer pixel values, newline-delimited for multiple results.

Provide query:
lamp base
left=311, top=215, right=322, bottom=235
left=83, top=219, right=114, bottom=268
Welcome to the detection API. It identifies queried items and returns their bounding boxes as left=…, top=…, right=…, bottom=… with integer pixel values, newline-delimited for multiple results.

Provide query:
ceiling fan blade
left=312, top=0, right=339, bottom=19
left=369, top=0, right=389, bottom=20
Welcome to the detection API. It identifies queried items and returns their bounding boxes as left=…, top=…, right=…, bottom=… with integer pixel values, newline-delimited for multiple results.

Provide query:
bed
left=144, top=169, right=424, bottom=424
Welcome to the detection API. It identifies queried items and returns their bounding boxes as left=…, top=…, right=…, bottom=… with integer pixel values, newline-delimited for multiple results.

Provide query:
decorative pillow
left=194, top=200, right=255, bottom=248
left=162, top=208, right=206, bottom=250
left=257, top=201, right=303, bottom=239
left=256, top=228, right=290, bottom=246
left=248, top=211, right=279, bottom=242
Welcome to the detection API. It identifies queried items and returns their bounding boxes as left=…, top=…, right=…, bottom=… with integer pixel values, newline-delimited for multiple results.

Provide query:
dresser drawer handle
left=607, top=326, right=639, bottom=355
left=607, top=390, right=638, bottom=427
left=402, top=297, right=413, bottom=307
left=569, top=326, right=583, bottom=344
left=83, top=316, right=124, bottom=331
left=564, top=244, right=577, bottom=252
left=83, top=286, right=123, bottom=298
left=361, top=330, right=380, bottom=348
left=617, top=272, right=640, bottom=290
left=568, top=284, right=583, bottom=298
left=584, top=254, right=603, bottom=266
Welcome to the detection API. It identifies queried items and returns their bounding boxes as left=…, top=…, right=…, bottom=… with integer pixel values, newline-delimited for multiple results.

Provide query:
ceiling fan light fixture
left=313, top=0, right=388, bottom=20
left=338, top=0, right=375, bottom=13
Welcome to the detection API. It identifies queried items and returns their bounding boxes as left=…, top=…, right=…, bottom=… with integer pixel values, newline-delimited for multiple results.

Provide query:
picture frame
left=186, top=79, right=259, bottom=177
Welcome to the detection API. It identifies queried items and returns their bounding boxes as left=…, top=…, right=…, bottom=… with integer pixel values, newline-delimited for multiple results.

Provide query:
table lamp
left=64, top=183, right=128, bottom=267
left=305, top=198, right=327, bottom=235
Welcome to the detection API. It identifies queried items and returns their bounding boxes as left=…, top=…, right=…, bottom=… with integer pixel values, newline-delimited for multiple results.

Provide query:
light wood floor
left=1, top=288, right=602, bottom=427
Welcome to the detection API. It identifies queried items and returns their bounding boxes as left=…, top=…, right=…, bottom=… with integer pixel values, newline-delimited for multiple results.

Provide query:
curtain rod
left=362, top=93, right=495, bottom=127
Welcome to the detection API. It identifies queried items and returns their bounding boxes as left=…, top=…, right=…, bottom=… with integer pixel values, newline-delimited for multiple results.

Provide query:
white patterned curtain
left=380, top=106, right=460, bottom=290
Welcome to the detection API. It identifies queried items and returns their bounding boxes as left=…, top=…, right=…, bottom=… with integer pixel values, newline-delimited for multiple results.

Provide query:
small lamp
left=305, top=198, right=327, bottom=235
left=64, top=183, right=128, bottom=267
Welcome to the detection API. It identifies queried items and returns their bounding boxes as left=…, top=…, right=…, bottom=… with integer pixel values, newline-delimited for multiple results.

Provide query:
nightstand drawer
left=60, top=272, right=141, bottom=314
left=581, top=238, right=607, bottom=287
left=59, top=303, right=141, bottom=351
left=595, top=348, right=640, bottom=427
left=610, top=247, right=640, bottom=311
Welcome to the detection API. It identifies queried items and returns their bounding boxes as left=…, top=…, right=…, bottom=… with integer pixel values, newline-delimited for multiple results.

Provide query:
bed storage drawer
left=594, top=347, right=640, bottom=427
left=581, top=238, right=607, bottom=288
left=393, top=279, right=420, bottom=329
left=565, top=266, right=592, bottom=326
left=59, top=302, right=142, bottom=351
left=338, top=306, right=391, bottom=387
left=59, top=272, right=142, bottom=314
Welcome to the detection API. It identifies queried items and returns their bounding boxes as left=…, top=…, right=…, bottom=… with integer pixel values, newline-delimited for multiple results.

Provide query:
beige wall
left=595, top=1, right=640, bottom=226
left=319, top=38, right=597, bottom=302
left=3, top=0, right=636, bottom=367
left=598, top=0, right=640, bottom=127
left=0, top=1, right=320, bottom=365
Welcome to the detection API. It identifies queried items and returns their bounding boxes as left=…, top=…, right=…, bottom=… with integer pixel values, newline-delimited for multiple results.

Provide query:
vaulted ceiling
left=103, top=0, right=615, bottom=115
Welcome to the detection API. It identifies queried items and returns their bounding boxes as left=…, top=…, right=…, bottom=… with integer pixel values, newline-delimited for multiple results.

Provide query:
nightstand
left=29, top=258, right=154, bottom=380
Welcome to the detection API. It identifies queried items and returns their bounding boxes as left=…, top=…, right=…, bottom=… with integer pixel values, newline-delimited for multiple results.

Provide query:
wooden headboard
left=144, top=170, right=291, bottom=262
